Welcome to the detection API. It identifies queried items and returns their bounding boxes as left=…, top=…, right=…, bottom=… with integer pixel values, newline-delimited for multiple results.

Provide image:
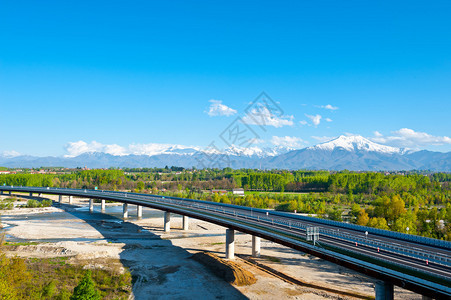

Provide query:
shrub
left=41, top=199, right=53, bottom=207
left=26, top=199, right=39, bottom=208
left=71, top=270, right=100, bottom=300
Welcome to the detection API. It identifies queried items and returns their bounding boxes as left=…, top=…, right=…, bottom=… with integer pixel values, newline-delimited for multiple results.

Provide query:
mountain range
left=1, top=135, right=450, bottom=171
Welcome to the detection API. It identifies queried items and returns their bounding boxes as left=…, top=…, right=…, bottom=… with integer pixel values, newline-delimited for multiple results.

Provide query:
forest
left=0, top=168, right=450, bottom=240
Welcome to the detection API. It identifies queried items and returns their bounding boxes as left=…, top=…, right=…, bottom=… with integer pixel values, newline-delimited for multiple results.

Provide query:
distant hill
left=1, top=135, right=449, bottom=171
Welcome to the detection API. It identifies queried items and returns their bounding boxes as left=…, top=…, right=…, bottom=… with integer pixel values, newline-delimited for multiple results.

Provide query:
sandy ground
left=0, top=194, right=422, bottom=300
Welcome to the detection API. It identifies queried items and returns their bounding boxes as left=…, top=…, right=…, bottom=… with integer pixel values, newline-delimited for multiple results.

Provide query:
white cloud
left=271, top=136, right=306, bottom=148
left=1, top=150, right=21, bottom=158
left=325, top=118, right=333, bottom=122
left=242, top=106, right=294, bottom=128
left=299, top=120, right=308, bottom=125
left=206, top=100, right=237, bottom=117
left=103, top=144, right=128, bottom=156
left=305, top=114, right=322, bottom=126
left=65, top=141, right=127, bottom=157
left=312, top=136, right=334, bottom=143
left=371, top=128, right=451, bottom=148
left=317, top=104, right=339, bottom=111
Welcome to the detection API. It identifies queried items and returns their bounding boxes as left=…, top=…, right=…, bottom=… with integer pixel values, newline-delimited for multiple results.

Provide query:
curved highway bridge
left=1, top=186, right=450, bottom=300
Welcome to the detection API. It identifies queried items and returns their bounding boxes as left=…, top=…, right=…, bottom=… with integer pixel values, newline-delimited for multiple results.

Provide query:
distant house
left=232, top=188, right=245, bottom=196
left=0, top=171, right=10, bottom=175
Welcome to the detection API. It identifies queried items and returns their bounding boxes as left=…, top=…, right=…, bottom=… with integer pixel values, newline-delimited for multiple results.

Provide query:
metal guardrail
left=322, top=229, right=451, bottom=267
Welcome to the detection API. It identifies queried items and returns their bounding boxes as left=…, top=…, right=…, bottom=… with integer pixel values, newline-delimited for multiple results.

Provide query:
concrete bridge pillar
left=101, top=199, right=106, bottom=212
left=137, top=205, right=142, bottom=218
left=29, top=192, right=33, bottom=197
left=0, top=190, right=3, bottom=195
left=183, top=216, right=189, bottom=230
left=69, top=196, right=73, bottom=204
left=226, top=229, right=235, bottom=259
left=58, top=195, right=62, bottom=203
left=164, top=212, right=171, bottom=232
left=375, top=280, right=394, bottom=300
left=89, top=199, right=94, bottom=212
left=9, top=191, right=12, bottom=196
left=123, top=203, right=128, bottom=219
left=252, top=236, right=261, bottom=257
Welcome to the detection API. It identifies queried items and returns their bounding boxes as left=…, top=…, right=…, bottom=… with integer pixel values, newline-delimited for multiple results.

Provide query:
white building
left=232, top=188, right=245, bottom=196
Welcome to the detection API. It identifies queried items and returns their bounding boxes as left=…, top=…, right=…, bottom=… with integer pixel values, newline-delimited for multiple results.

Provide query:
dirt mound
left=191, top=252, right=256, bottom=286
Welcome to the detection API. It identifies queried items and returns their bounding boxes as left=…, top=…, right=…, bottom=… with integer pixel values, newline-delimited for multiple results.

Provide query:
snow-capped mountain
left=223, top=145, right=293, bottom=157
left=0, top=136, right=449, bottom=171
left=308, top=135, right=405, bottom=154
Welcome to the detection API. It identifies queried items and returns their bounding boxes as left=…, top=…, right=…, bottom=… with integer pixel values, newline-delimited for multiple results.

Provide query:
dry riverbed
left=0, top=194, right=421, bottom=299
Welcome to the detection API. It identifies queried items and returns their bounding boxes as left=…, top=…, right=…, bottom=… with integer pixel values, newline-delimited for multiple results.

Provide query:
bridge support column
left=9, top=191, right=12, bottom=196
left=58, top=195, right=62, bottom=203
left=0, top=191, right=3, bottom=195
left=89, top=199, right=94, bottom=212
left=137, top=205, right=142, bottom=218
left=69, top=196, right=73, bottom=204
left=29, top=192, right=33, bottom=197
left=375, top=281, right=394, bottom=300
left=226, top=229, right=235, bottom=259
left=252, top=236, right=261, bottom=257
left=164, top=212, right=171, bottom=232
left=182, top=216, right=189, bottom=230
left=123, top=203, right=128, bottom=219
left=101, top=199, right=106, bottom=212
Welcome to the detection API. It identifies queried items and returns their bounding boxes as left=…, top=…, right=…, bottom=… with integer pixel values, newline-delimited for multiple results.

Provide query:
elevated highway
left=1, top=186, right=450, bottom=299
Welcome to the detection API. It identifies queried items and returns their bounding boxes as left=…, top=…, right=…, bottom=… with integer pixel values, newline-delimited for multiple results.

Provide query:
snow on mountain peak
left=220, top=145, right=294, bottom=157
left=309, top=135, right=402, bottom=154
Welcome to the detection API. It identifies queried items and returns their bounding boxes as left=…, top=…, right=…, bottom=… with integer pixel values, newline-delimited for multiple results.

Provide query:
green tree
left=327, top=207, right=343, bottom=221
left=137, top=181, right=145, bottom=191
left=392, top=211, right=417, bottom=234
left=387, top=195, right=406, bottom=223
left=71, top=270, right=100, bottom=300
left=42, top=280, right=57, bottom=298
left=368, top=217, right=389, bottom=230
left=356, top=209, right=369, bottom=226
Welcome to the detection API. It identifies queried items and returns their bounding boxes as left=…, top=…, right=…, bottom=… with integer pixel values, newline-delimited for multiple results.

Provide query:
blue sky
left=1, top=0, right=450, bottom=157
